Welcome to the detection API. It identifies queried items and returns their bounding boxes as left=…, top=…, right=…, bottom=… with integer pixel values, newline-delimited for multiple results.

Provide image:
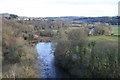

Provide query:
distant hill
left=1, top=13, right=118, bottom=25
left=44, top=16, right=118, bottom=25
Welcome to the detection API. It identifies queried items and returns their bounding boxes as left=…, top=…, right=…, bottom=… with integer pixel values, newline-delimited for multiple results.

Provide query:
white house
left=88, top=28, right=94, bottom=36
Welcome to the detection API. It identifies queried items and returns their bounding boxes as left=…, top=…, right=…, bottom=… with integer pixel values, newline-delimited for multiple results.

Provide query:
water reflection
left=35, top=42, right=70, bottom=78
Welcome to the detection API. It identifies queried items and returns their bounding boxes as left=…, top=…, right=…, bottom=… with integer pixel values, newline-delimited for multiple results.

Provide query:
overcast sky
left=0, top=0, right=119, bottom=17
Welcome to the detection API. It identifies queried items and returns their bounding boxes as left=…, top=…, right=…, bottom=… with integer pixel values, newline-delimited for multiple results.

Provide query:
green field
left=111, top=25, right=120, bottom=35
left=89, top=36, right=119, bottom=41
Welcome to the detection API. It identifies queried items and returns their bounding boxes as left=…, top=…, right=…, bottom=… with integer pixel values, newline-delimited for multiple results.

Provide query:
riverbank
left=54, top=29, right=119, bottom=78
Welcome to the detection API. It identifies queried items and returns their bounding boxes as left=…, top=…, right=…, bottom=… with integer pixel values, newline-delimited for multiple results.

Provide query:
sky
left=0, top=0, right=119, bottom=17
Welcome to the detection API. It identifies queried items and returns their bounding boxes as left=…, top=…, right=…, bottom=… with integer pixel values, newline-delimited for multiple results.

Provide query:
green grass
left=111, top=25, right=120, bottom=35
left=39, top=29, right=58, bottom=32
left=89, top=36, right=119, bottom=41
left=52, top=30, right=58, bottom=32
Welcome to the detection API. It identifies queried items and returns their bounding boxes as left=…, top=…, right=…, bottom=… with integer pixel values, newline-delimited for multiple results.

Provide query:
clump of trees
left=9, top=14, right=18, bottom=19
left=54, top=28, right=119, bottom=78
left=17, top=19, right=72, bottom=38
left=39, top=29, right=55, bottom=37
left=2, top=19, right=39, bottom=78
left=89, top=39, right=119, bottom=78
left=54, top=29, right=88, bottom=76
left=93, top=23, right=112, bottom=36
left=20, top=19, right=72, bottom=30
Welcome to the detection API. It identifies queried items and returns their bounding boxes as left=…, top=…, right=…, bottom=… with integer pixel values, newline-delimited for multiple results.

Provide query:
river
left=35, top=42, right=71, bottom=78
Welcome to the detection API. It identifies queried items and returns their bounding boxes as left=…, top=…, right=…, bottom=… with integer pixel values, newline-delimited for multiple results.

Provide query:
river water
left=35, top=42, right=71, bottom=78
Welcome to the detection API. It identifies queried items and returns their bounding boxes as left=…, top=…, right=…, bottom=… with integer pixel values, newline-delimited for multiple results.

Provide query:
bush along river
left=35, top=42, right=71, bottom=78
